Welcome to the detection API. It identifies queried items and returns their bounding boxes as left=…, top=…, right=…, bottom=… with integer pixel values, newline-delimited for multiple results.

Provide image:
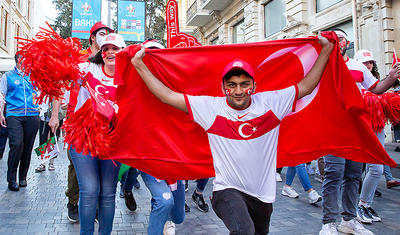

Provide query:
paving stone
left=1, top=139, right=400, bottom=234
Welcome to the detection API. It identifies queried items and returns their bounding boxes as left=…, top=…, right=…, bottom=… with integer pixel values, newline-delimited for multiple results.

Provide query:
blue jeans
left=121, top=167, right=139, bottom=192
left=360, top=164, right=383, bottom=205
left=322, top=155, right=363, bottom=224
left=383, top=165, right=394, bottom=181
left=70, top=148, right=121, bottom=235
left=140, top=171, right=185, bottom=235
left=285, top=164, right=312, bottom=191
left=196, top=178, right=209, bottom=192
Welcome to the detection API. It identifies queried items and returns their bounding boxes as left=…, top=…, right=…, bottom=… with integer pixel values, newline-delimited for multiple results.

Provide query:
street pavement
left=0, top=140, right=400, bottom=235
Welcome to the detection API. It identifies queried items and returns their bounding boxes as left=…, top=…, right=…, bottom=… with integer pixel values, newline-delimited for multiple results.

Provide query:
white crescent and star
left=258, top=44, right=319, bottom=115
left=238, top=123, right=253, bottom=138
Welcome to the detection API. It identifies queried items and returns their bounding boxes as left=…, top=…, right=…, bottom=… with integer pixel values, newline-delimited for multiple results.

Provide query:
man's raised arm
left=297, top=32, right=334, bottom=99
left=131, top=45, right=188, bottom=113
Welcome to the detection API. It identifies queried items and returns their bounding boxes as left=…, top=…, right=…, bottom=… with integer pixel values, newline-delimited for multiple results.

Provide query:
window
left=211, top=37, right=218, bottom=45
left=316, top=0, right=343, bottom=12
left=2, top=9, right=9, bottom=47
left=232, top=20, right=245, bottom=44
left=327, top=20, right=354, bottom=58
left=264, top=0, right=286, bottom=37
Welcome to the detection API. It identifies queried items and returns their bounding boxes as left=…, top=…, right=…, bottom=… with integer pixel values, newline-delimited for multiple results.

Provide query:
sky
left=33, top=0, right=58, bottom=33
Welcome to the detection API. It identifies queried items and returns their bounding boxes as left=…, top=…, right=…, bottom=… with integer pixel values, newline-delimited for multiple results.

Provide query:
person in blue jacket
left=0, top=53, right=40, bottom=191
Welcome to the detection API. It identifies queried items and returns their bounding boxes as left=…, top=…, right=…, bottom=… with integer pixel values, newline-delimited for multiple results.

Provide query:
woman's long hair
left=371, top=61, right=380, bottom=80
left=88, top=51, right=104, bottom=65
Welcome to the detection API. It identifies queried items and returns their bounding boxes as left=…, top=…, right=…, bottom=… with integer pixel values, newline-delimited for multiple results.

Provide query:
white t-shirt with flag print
left=74, top=62, right=116, bottom=112
left=185, top=86, right=298, bottom=203
left=345, top=58, right=378, bottom=91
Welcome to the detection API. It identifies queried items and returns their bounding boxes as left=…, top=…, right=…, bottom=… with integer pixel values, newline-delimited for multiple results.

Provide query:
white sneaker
left=319, top=223, right=338, bottom=235
left=163, top=221, right=176, bottom=235
left=276, top=173, right=282, bottom=182
left=281, top=185, right=299, bottom=198
left=337, top=218, right=374, bottom=235
left=308, top=189, right=322, bottom=204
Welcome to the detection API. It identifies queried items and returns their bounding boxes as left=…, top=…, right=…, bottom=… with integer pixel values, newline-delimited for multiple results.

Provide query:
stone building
left=0, top=0, right=33, bottom=72
left=182, top=0, right=399, bottom=77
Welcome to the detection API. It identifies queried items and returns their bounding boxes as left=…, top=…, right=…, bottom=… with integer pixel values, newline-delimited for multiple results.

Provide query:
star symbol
left=252, top=126, right=257, bottom=132
left=100, top=102, right=106, bottom=107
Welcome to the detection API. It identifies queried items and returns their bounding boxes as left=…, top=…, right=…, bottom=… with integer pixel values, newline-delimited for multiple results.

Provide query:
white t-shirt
left=185, top=86, right=297, bottom=203
left=74, top=62, right=116, bottom=112
left=345, top=58, right=378, bottom=91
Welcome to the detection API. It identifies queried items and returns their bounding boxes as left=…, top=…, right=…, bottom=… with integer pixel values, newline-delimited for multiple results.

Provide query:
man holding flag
left=319, top=29, right=400, bottom=235
left=131, top=32, right=333, bottom=235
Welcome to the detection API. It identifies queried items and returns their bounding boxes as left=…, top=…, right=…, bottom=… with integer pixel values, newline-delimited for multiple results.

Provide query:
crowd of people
left=0, top=22, right=400, bottom=235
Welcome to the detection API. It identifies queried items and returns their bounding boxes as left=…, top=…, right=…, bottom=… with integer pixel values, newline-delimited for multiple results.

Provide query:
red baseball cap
left=89, top=21, right=114, bottom=44
left=222, top=59, right=255, bottom=80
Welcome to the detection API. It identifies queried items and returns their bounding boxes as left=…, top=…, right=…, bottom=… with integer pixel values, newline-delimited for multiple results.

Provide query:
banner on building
left=117, top=0, right=145, bottom=42
left=72, top=0, right=102, bottom=39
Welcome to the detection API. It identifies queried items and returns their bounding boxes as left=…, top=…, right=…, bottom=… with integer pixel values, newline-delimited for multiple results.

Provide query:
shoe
left=374, top=190, right=382, bottom=197
left=133, top=181, right=140, bottom=189
left=356, top=205, right=373, bottom=224
left=365, top=207, right=381, bottom=222
left=337, top=218, right=374, bottom=235
left=123, top=191, right=137, bottom=211
left=395, top=146, right=400, bottom=152
left=387, top=180, right=400, bottom=188
left=276, top=173, right=282, bottom=182
left=67, top=203, right=79, bottom=223
left=95, top=209, right=99, bottom=223
left=19, top=179, right=27, bottom=187
left=120, top=184, right=125, bottom=198
left=185, top=202, right=190, bottom=212
left=192, top=191, right=209, bottom=212
left=185, top=180, right=189, bottom=192
left=306, top=164, right=315, bottom=175
left=8, top=182, right=19, bottom=191
left=308, top=189, right=322, bottom=204
left=319, top=223, right=338, bottom=235
left=48, top=163, right=55, bottom=171
left=163, top=221, right=175, bottom=235
left=35, top=164, right=46, bottom=173
left=281, top=185, right=299, bottom=198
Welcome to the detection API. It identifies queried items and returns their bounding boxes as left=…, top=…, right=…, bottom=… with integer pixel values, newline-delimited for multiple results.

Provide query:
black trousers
left=0, top=125, right=8, bottom=158
left=211, top=188, right=273, bottom=235
left=6, top=116, right=39, bottom=183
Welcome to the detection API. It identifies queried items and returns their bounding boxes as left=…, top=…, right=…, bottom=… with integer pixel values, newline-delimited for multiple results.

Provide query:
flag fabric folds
left=111, top=32, right=396, bottom=180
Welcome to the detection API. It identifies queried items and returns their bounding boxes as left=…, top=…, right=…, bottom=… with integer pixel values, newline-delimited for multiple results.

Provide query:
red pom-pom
left=16, top=22, right=86, bottom=103
left=62, top=100, right=114, bottom=158
left=362, top=90, right=385, bottom=132
left=381, top=92, right=400, bottom=125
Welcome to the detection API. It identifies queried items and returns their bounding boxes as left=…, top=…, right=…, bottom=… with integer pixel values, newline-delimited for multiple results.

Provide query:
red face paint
left=339, top=40, right=346, bottom=49
left=225, top=89, right=231, bottom=96
left=102, top=51, right=107, bottom=59
left=245, top=88, right=253, bottom=95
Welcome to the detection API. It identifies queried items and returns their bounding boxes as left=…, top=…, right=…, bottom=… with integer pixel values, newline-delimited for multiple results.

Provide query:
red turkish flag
left=111, top=32, right=396, bottom=180
left=393, top=51, right=399, bottom=68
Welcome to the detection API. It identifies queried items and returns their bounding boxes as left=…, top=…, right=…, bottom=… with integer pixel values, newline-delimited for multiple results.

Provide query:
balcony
left=200, top=0, right=232, bottom=11
left=186, top=0, right=212, bottom=26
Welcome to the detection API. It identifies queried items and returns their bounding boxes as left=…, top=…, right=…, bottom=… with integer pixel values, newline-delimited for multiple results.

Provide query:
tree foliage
left=51, top=0, right=72, bottom=39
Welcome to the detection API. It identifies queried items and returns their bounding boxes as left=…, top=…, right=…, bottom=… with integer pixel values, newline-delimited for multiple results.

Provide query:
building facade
left=182, top=0, right=399, bottom=77
left=0, top=0, right=33, bottom=72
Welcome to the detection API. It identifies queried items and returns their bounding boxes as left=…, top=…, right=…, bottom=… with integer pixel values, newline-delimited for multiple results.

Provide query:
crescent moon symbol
left=258, top=44, right=320, bottom=115
left=94, top=85, right=107, bottom=100
left=238, top=123, right=252, bottom=138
